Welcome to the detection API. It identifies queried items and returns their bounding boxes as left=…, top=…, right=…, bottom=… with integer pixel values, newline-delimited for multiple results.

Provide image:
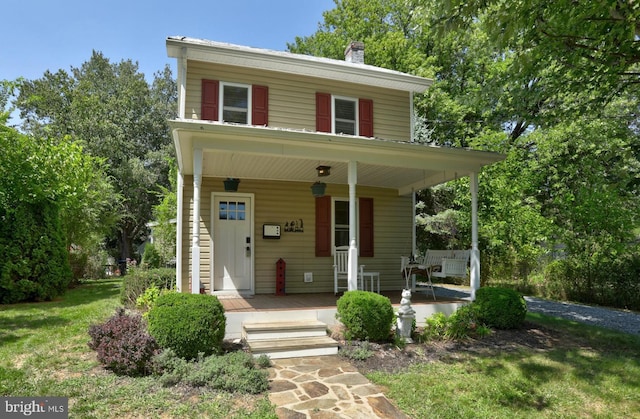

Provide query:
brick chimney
left=344, top=41, right=365, bottom=64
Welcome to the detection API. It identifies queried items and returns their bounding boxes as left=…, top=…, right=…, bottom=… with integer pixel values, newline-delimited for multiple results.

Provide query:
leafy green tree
left=16, top=52, right=177, bottom=260
left=0, top=124, right=114, bottom=301
left=293, top=0, right=640, bottom=293
left=437, top=0, right=640, bottom=117
left=151, top=159, right=178, bottom=265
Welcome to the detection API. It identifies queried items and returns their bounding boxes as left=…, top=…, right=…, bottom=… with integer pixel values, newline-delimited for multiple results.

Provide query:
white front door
left=212, top=194, right=253, bottom=293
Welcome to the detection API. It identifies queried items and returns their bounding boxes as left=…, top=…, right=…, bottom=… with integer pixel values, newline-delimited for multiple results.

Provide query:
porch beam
left=348, top=161, right=358, bottom=291
left=191, top=148, right=203, bottom=294
left=470, top=172, right=480, bottom=300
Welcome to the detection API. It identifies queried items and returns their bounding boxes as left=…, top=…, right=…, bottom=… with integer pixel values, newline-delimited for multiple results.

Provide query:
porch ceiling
left=170, top=120, right=505, bottom=195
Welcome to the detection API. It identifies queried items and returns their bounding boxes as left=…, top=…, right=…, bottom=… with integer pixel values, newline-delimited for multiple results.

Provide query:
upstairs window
left=316, top=92, right=373, bottom=137
left=222, top=83, right=249, bottom=124
left=334, top=97, right=357, bottom=135
left=201, top=79, right=268, bottom=126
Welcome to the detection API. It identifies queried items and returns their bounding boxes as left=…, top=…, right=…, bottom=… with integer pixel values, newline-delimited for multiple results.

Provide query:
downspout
left=470, top=172, right=480, bottom=300
left=348, top=161, right=359, bottom=291
left=410, top=92, right=415, bottom=142
left=191, top=149, right=203, bottom=294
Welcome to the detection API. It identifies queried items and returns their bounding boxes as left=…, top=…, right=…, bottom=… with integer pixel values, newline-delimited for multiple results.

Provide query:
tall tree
left=291, top=0, right=640, bottom=288
left=438, top=0, right=640, bottom=116
left=16, top=52, right=176, bottom=259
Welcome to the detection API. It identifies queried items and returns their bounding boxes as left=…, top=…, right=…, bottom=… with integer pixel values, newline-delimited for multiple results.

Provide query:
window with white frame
left=333, top=96, right=358, bottom=135
left=221, top=82, right=250, bottom=124
left=334, top=199, right=350, bottom=247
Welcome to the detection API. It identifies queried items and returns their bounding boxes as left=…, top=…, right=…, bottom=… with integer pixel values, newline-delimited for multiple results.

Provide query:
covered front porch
left=221, top=285, right=471, bottom=339
left=171, top=120, right=504, bottom=300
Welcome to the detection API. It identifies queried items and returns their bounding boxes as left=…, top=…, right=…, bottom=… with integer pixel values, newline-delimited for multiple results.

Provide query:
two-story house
left=166, top=36, right=503, bottom=304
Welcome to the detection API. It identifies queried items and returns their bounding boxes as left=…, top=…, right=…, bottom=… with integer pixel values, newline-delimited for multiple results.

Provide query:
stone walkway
left=268, top=355, right=408, bottom=419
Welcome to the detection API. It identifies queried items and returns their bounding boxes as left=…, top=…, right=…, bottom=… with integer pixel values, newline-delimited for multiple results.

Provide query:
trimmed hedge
left=120, top=268, right=175, bottom=307
left=147, top=293, right=226, bottom=360
left=336, top=291, right=394, bottom=341
left=474, top=287, right=527, bottom=329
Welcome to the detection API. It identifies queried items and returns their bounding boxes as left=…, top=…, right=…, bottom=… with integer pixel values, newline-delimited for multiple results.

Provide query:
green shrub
left=152, top=349, right=269, bottom=393
left=422, top=304, right=484, bottom=341
left=0, top=201, right=72, bottom=304
left=474, top=287, right=527, bottom=329
left=336, top=291, right=394, bottom=341
left=446, top=304, right=481, bottom=339
left=147, top=293, right=225, bottom=360
left=120, top=268, right=175, bottom=307
left=422, top=312, right=449, bottom=341
left=136, top=285, right=174, bottom=317
left=141, top=243, right=163, bottom=269
left=340, top=341, right=375, bottom=361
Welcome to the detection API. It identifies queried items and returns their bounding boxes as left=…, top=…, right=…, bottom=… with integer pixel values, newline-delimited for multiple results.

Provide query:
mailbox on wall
left=263, top=224, right=281, bottom=239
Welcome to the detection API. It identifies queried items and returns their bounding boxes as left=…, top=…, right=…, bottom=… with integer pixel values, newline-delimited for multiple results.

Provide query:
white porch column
left=347, top=161, right=359, bottom=291
left=191, top=149, right=203, bottom=294
left=175, top=170, right=184, bottom=292
left=470, top=172, right=481, bottom=300
left=411, top=189, right=417, bottom=257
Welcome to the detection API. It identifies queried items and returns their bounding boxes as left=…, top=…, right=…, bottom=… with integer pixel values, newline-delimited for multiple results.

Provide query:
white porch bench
left=402, top=249, right=471, bottom=298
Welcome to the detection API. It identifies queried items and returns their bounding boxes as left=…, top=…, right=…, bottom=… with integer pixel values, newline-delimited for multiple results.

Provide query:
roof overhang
left=166, top=36, right=432, bottom=93
left=170, top=120, right=505, bottom=195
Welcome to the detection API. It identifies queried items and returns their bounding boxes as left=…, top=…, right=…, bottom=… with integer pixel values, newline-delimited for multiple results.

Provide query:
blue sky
left=1, top=0, right=336, bottom=83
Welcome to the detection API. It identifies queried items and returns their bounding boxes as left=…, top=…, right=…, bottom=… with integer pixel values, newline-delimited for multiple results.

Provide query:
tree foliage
left=0, top=124, right=107, bottom=302
left=16, top=52, right=177, bottom=259
left=293, top=0, right=640, bottom=305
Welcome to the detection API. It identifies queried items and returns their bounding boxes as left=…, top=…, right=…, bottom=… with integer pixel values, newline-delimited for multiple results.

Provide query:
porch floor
left=220, top=287, right=467, bottom=312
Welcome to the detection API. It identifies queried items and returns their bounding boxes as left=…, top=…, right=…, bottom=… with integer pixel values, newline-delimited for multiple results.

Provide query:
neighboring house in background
left=166, top=36, right=503, bottom=299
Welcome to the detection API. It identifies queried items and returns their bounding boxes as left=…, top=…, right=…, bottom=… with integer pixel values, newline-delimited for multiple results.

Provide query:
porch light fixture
left=223, top=178, right=240, bottom=192
left=316, top=165, right=331, bottom=176
left=311, top=181, right=327, bottom=197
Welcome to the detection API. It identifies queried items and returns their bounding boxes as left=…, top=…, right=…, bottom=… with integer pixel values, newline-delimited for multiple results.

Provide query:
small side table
left=360, top=272, right=380, bottom=293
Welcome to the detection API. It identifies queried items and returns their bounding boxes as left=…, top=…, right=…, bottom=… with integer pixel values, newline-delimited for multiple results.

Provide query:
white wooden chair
left=333, top=246, right=350, bottom=294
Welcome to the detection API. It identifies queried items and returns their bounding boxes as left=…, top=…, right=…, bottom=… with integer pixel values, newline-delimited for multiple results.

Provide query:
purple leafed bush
left=88, top=308, right=159, bottom=376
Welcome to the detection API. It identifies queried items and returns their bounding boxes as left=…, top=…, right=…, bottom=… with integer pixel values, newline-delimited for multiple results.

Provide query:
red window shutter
left=359, top=98, right=374, bottom=137
left=252, top=85, right=269, bottom=126
left=316, top=92, right=332, bottom=133
left=359, top=197, right=374, bottom=257
left=201, top=79, right=219, bottom=121
left=315, top=195, right=332, bottom=257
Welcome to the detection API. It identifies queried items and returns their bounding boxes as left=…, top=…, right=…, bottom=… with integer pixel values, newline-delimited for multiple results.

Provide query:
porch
left=221, top=285, right=470, bottom=339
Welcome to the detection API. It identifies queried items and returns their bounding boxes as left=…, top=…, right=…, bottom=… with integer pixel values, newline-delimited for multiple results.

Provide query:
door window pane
left=220, top=201, right=246, bottom=221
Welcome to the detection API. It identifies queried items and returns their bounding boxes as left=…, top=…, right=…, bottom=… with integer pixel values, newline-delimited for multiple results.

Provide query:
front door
left=212, top=193, right=253, bottom=293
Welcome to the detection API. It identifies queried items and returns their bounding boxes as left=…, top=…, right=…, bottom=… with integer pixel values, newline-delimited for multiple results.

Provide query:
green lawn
left=3, top=280, right=639, bottom=418
left=0, top=279, right=276, bottom=418
left=367, top=313, right=640, bottom=418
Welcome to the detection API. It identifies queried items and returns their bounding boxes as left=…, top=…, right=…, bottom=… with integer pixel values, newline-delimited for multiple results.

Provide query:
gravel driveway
left=433, top=285, right=640, bottom=336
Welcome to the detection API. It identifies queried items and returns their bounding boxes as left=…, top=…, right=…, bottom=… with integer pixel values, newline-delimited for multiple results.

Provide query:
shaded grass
left=367, top=313, right=640, bottom=418
left=0, top=279, right=276, bottom=418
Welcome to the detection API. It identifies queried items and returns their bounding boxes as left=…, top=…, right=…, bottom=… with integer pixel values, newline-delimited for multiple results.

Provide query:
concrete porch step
left=243, top=320, right=338, bottom=359
left=243, top=319, right=327, bottom=340
left=247, top=336, right=339, bottom=359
